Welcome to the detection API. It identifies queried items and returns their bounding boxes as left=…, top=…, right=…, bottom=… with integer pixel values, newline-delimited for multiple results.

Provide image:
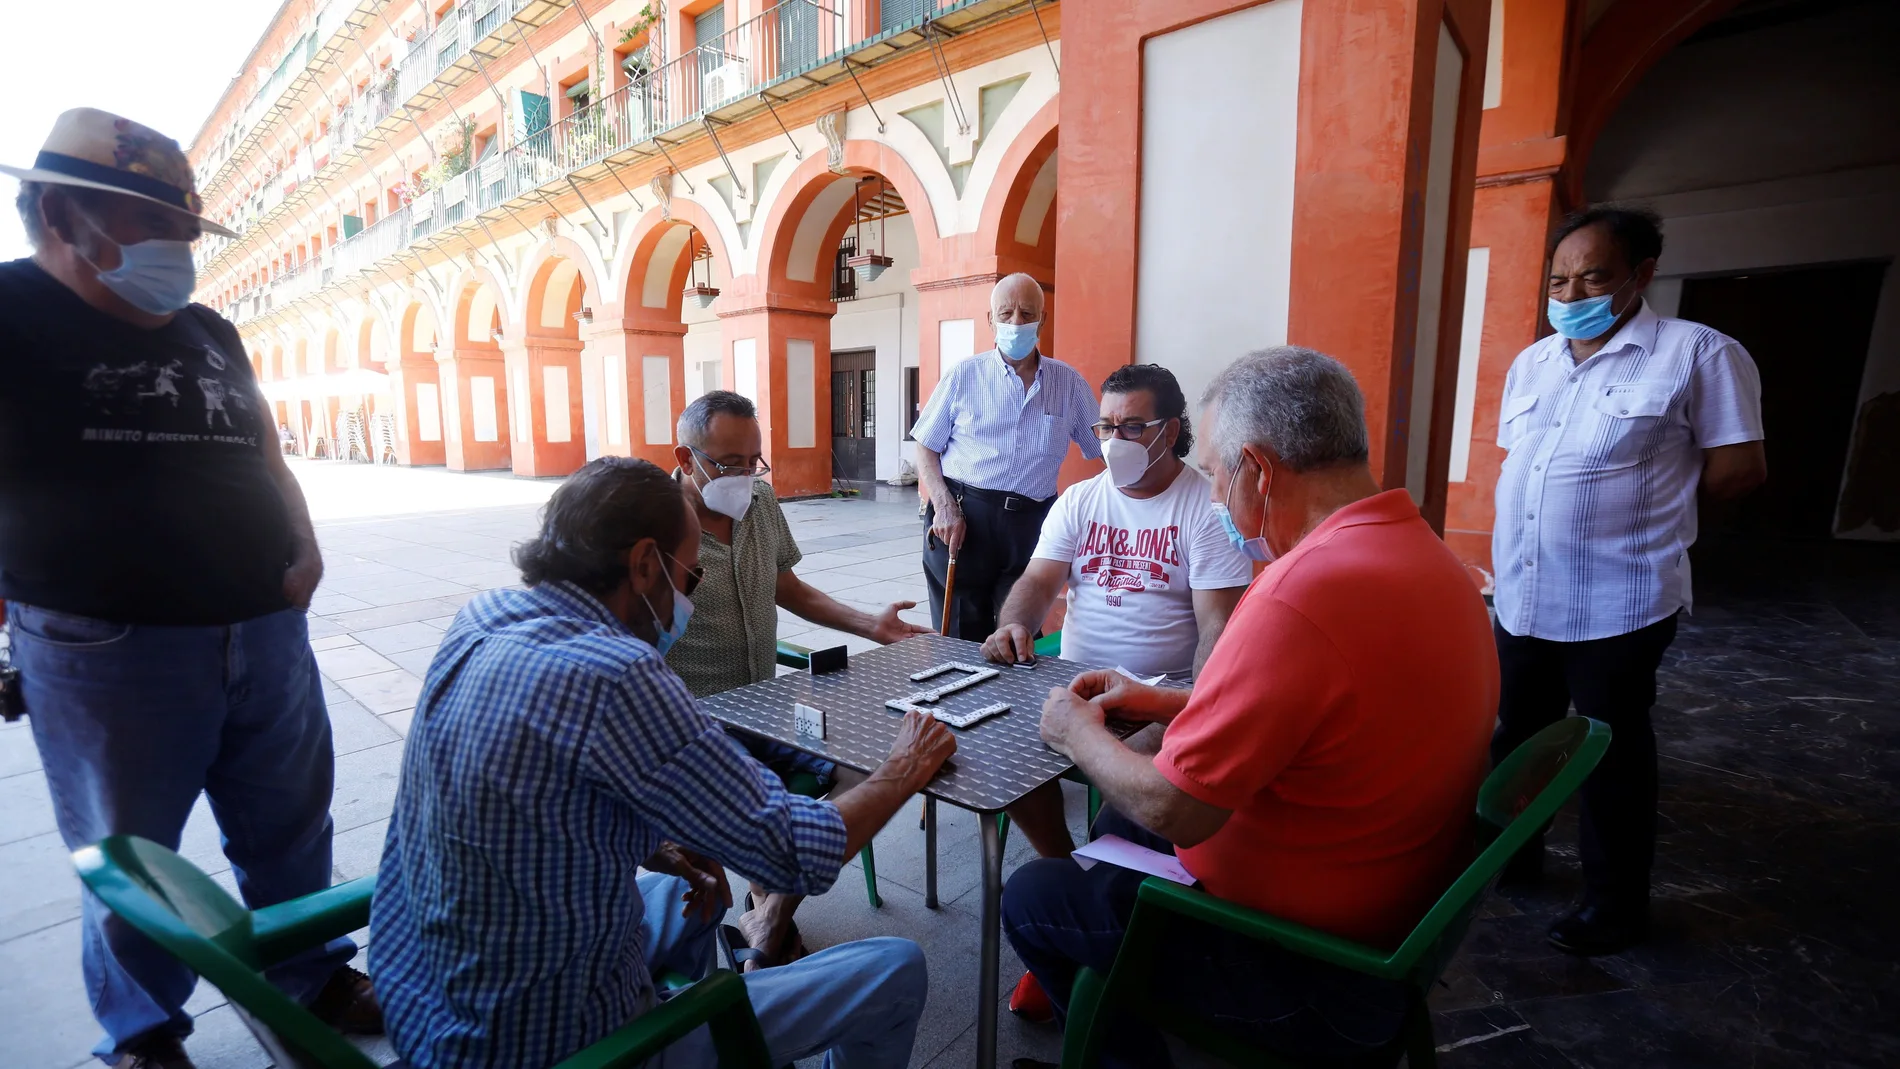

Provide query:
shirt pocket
left=1500, top=392, right=1540, bottom=450
left=1024, top=412, right=1064, bottom=458
left=1591, top=383, right=1676, bottom=466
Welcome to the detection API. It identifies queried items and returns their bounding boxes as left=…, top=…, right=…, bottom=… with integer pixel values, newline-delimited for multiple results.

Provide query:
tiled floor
left=1, top=462, right=1894, bottom=1067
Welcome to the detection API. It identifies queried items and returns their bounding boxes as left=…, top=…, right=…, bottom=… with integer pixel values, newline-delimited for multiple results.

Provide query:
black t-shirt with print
left=0, top=258, right=293, bottom=625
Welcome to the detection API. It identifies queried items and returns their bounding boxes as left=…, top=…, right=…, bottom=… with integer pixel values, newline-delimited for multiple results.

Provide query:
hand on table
left=870, top=601, right=932, bottom=644
left=981, top=623, right=1036, bottom=665
left=645, top=842, right=733, bottom=923
left=1040, top=687, right=1107, bottom=759
left=1069, top=669, right=1159, bottom=716
left=885, top=710, right=957, bottom=793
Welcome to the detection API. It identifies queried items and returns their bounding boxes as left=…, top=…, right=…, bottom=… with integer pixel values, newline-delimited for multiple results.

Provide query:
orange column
left=507, top=337, right=588, bottom=478
left=1057, top=0, right=1492, bottom=530
left=437, top=346, right=513, bottom=472
left=716, top=298, right=834, bottom=498
left=384, top=353, right=446, bottom=466
left=584, top=319, right=689, bottom=468
left=1445, top=0, right=1574, bottom=584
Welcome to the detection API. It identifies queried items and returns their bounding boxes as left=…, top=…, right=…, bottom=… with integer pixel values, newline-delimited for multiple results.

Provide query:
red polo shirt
left=1155, top=490, right=1498, bottom=947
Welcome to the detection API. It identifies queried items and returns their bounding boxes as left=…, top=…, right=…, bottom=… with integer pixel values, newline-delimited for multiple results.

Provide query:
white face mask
left=1103, top=432, right=1164, bottom=488
left=691, top=452, right=755, bottom=522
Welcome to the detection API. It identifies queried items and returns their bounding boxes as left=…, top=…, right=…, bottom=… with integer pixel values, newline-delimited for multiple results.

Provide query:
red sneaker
left=1008, top=970, right=1055, bottom=1024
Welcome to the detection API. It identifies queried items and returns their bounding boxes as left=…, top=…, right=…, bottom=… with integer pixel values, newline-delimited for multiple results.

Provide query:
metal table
left=697, top=633, right=1134, bottom=1069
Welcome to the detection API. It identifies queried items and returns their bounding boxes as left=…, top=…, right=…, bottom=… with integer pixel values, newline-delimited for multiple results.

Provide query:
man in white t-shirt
left=983, top=363, right=1253, bottom=681
left=979, top=363, right=1254, bottom=1025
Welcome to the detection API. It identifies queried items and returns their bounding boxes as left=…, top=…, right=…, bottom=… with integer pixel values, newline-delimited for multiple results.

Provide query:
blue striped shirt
left=912, top=349, right=1102, bottom=499
left=370, top=581, right=848, bottom=1069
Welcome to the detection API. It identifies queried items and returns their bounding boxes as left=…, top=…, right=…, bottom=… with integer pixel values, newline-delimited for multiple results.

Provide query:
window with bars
left=832, top=236, right=858, bottom=302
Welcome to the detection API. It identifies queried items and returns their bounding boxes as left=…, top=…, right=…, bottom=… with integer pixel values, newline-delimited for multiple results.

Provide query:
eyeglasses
left=1090, top=417, right=1171, bottom=442
left=690, top=445, right=771, bottom=479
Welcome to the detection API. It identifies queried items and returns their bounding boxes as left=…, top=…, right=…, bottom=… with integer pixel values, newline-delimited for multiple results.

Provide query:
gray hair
left=14, top=180, right=108, bottom=249
left=1200, top=346, right=1369, bottom=473
left=676, top=389, right=757, bottom=448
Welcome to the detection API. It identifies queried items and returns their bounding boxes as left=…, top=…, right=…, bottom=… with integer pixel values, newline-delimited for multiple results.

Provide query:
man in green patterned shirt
left=666, top=390, right=929, bottom=964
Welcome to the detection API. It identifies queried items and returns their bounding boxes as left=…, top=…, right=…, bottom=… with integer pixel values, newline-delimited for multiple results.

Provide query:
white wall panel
left=786, top=339, right=816, bottom=448
left=1136, top=0, right=1303, bottom=411
left=643, top=356, right=673, bottom=446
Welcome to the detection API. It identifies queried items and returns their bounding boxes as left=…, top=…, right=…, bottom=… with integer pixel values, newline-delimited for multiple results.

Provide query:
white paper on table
left=1114, top=666, right=1167, bottom=686
left=1071, top=834, right=1197, bottom=886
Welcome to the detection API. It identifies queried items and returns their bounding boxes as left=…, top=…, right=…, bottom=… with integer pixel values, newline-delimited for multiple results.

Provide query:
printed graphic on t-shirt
left=1075, top=521, right=1182, bottom=606
left=79, top=341, right=260, bottom=447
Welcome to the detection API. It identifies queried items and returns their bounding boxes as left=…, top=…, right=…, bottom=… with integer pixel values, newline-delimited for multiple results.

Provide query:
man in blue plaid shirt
left=370, top=458, right=957, bottom=1069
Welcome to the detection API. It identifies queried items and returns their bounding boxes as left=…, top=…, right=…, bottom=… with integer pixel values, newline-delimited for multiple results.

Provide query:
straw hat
left=0, top=107, right=236, bottom=238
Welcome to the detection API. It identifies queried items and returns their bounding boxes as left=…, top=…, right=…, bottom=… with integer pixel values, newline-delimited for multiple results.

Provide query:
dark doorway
left=831, top=348, right=878, bottom=489
left=1678, top=261, right=1885, bottom=540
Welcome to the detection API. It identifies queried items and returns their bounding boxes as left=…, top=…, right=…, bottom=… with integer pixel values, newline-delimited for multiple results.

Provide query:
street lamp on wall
left=846, top=174, right=894, bottom=285
left=681, top=226, right=721, bottom=310
left=573, top=307, right=594, bottom=325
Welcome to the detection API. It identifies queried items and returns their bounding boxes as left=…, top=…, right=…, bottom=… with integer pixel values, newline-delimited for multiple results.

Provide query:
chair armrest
left=250, top=876, right=376, bottom=967
left=775, top=641, right=812, bottom=669
left=552, top=971, right=767, bottom=1069
left=1136, top=878, right=1403, bottom=980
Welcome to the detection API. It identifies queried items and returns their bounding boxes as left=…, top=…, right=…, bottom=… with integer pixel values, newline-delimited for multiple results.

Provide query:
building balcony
left=223, top=0, right=1026, bottom=329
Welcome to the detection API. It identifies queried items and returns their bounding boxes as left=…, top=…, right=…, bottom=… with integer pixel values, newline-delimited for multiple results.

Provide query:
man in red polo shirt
left=1001, top=347, right=1498, bottom=1068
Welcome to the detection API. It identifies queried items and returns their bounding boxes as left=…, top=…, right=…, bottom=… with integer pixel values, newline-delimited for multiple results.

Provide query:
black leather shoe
left=1548, top=900, right=1648, bottom=956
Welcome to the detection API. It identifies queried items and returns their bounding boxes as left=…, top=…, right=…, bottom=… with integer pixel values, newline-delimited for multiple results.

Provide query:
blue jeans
left=637, top=873, right=927, bottom=1068
left=7, top=603, right=355, bottom=1061
left=1002, top=809, right=1407, bottom=1068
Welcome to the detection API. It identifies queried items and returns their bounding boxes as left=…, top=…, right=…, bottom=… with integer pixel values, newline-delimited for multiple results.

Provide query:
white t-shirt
left=1031, top=464, right=1255, bottom=679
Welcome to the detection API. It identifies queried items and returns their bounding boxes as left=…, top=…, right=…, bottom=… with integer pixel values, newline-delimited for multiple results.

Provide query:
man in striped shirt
left=912, top=273, right=1102, bottom=638
left=371, top=458, right=957, bottom=1068
left=1491, top=206, right=1766, bottom=956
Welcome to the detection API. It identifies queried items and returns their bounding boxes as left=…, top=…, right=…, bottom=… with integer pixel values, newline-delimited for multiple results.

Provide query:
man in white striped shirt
left=912, top=273, right=1102, bottom=639
left=1492, top=206, right=1766, bottom=956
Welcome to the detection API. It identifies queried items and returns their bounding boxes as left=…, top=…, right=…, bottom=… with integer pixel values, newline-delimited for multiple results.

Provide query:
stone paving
left=2, top=461, right=1895, bottom=1068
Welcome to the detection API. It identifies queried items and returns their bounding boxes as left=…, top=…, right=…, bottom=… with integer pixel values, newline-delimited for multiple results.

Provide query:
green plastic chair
left=72, top=836, right=775, bottom=1069
left=1059, top=716, right=1612, bottom=1069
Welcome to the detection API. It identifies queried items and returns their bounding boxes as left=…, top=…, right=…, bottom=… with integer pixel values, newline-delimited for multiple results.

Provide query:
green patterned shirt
left=665, top=478, right=802, bottom=697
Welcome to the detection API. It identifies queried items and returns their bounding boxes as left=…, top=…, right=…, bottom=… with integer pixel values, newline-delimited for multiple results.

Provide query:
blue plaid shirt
left=370, top=581, right=849, bottom=1069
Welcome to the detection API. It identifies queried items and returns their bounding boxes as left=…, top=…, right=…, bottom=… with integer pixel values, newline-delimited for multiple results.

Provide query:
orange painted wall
left=1058, top=0, right=1491, bottom=529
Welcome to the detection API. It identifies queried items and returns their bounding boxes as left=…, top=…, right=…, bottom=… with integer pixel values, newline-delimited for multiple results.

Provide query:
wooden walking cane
left=938, top=551, right=960, bottom=636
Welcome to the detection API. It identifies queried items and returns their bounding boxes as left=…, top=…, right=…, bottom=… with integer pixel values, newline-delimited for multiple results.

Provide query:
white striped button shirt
left=1493, top=301, right=1763, bottom=642
left=912, top=348, right=1102, bottom=499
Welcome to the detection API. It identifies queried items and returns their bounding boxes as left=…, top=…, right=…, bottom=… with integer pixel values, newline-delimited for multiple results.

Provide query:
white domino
left=934, top=702, right=1010, bottom=729
left=793, top=702, right=827, bottom=739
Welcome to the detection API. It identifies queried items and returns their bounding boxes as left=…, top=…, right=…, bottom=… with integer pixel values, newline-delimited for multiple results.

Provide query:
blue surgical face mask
left=993, top=319, right=1040, bottom=361
left=638, top=553, right=696, bottom=654
left=1213, top=457, right=1275, bottom=563
left=80, top=216, right=198, bottom=315
left=1546, top=277, right=1635, bottom=342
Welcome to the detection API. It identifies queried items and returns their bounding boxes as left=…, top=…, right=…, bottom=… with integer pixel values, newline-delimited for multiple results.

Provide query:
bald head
left=989, top=272, right=1044, bottom=325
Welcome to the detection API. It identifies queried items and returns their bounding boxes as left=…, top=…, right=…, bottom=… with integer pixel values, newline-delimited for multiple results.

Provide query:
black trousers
left=1492, top=612, right=1680, bottom=907
left=921, top=482, right=1052, bottom=641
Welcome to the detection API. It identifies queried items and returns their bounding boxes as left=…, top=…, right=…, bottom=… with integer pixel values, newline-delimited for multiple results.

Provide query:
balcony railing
left=263, top=0, right=865, bottom=318
left=395, top=0, right=537, bottom=103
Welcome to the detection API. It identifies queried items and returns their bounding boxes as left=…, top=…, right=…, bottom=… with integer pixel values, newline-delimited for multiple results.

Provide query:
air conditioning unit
left=702, top=60, right=748, bottom=107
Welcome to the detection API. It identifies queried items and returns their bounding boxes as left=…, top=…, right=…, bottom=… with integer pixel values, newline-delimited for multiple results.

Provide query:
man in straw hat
left=0, top=109, right=380, bottom=1069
